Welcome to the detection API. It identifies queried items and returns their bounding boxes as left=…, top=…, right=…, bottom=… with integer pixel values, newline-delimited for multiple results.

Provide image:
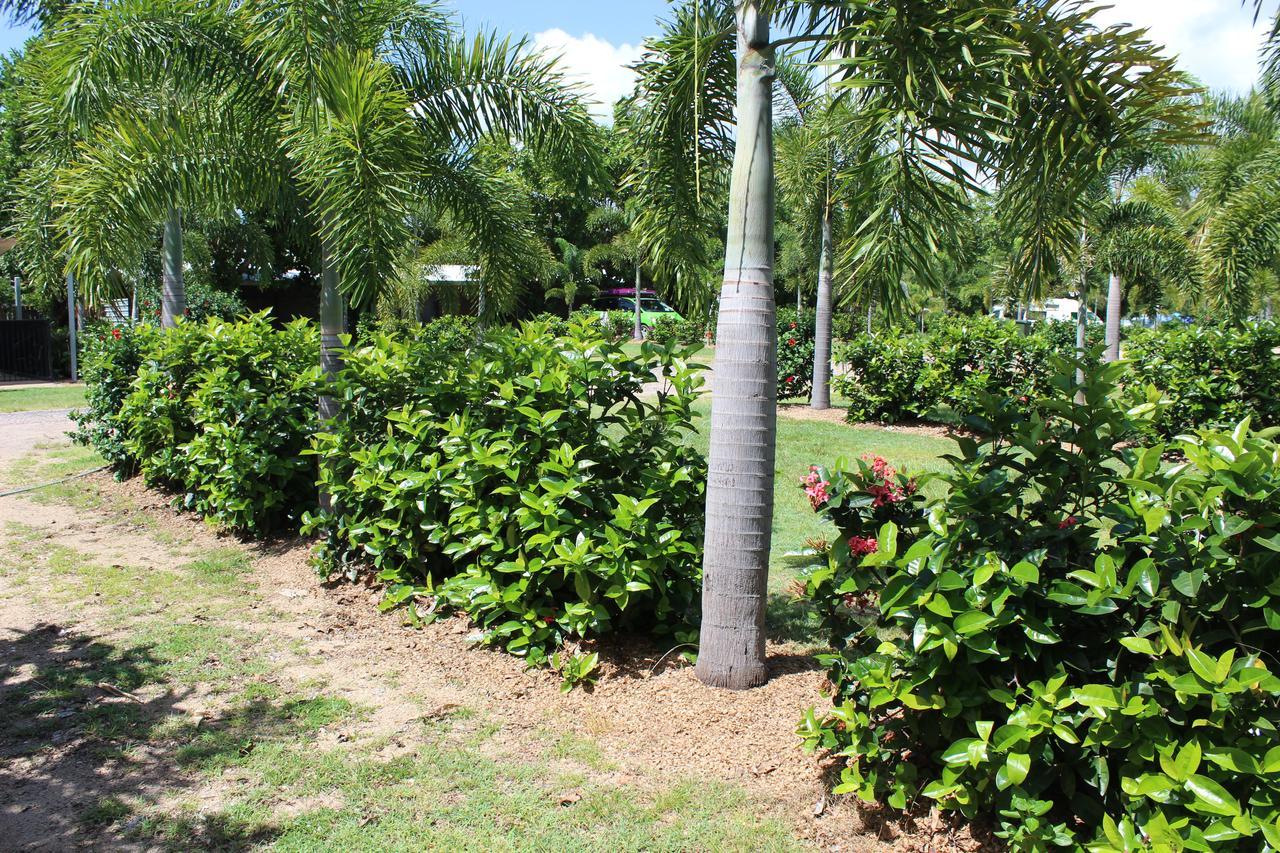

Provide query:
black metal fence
left=0, top=316, right=54, bottom=381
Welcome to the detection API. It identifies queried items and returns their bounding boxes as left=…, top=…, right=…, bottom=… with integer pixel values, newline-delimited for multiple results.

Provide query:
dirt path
left=0, top=429, right=986, bottom=851
left=0, top=410, right=75, bottom=491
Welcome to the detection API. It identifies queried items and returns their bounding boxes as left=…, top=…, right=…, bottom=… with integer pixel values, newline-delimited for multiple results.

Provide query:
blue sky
left=0, top=1, right=1271, bottom=119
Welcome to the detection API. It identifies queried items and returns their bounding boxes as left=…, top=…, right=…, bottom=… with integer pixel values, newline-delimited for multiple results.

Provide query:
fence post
left=11, top=276, right=20, bottom=320
left=65, top=269, right=78, bottom=381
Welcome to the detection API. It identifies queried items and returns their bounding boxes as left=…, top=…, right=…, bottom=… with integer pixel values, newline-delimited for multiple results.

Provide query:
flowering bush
left=306, top=317, right=707, bottom=666
left=796, top=455, right=928, bottom=646
left=135, top=278, right=246, bottom=324
left=777, top=308, right=816, bottom=400
left=798, top=363, right=1280, bottom=849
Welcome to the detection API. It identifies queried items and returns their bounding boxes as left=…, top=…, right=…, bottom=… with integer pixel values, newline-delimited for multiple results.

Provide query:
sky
left=0, top=1, right=1273, bottom=120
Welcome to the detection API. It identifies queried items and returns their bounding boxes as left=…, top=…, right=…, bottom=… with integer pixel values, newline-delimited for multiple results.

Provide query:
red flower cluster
left=787, top=338, right=797, bottom=347
left=802, top=465, right=830, bottom=509
left=1058, top=516, right=1079, bottom=529
left=111, top=327, right=121, bottom=340
left=862, top=454, right=917, bottom=507
left=848, top=535, right=878, bottom=556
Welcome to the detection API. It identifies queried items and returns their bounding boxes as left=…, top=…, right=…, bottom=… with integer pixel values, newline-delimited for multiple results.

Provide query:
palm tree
left=19, top=0, right=601, bottom=418
left=633, top=0, right=1199, bottom=689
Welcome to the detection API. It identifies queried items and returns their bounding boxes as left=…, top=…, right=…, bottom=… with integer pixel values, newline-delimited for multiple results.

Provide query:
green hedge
left=1126, top=322, right=1280, bottom=437
left=835, top=318, right=1280, bottom=437
left=305, top=317, right=708, bottom=669
left=834, top=316, right=1067, bottom=424
left=799, top=365, right=1280, bottom=849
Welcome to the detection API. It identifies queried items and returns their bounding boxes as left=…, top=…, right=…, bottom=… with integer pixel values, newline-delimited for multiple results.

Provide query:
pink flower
left=848, top=536, right=878, bottom=556
left=802, top=467, right=830, bottom=509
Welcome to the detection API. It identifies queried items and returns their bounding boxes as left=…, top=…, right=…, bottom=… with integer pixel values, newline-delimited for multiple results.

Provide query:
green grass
left=0, top=384, right=86, bottom=413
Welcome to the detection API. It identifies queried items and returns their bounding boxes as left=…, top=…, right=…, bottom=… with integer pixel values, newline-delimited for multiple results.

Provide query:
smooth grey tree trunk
left=1104, top=271, right=1122, bottom=362
left=161, top=207, right=185, bottom=328
left=65, top=268, right=78, bottom=381
left=810, top=204, right=833, bottom=410
left=695, top=2, right=775, bottom=691
left=318, top=239, right=345, bottom=424
left=317, top=237, right=345, bottom=512
left=634, top=260, right=643, bottom=339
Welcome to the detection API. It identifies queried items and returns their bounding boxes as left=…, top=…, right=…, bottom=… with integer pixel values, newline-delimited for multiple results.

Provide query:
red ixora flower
left=848, top=536, right=878, bottom=556
left=786, top=375, right=796, bottom=383
left=789, top=321, right=797, bottom=330
left=788, top=338, right=797, bottom=347
left=802, top=466, right=831, bottom=509
left=1058, top=516, right=1079, bottom=529
left=111, top=328, right=121, bottom=340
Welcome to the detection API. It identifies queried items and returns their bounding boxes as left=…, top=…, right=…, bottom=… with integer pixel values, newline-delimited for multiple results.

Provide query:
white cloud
left=533, top=29, right=644, bottom=123
left=1090, top=0, right=1268, bottom=93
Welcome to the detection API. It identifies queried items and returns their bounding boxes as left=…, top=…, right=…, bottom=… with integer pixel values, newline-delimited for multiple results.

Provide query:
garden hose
left=0, top=466, right=109, bottom=499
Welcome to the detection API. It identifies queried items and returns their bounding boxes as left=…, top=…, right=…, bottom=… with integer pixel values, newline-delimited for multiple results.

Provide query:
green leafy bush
left=599, top=309, right=636, bottom=341
left=70, top=322, right=149, bottom=474
left=78, top=314, right=320, bottom=532
left=835, top=316, right=1060, bottom=424
left=778, top=308, right=816, bottom=400
left=798, top=364, right=1280, bottom=849
left=646, top=314, right=710, bottom=347
left=136, top=279, right=246, bottom=324
left=306, top=318, right=708, bottom=666
left=1126, top=322, right=1280, bottom=438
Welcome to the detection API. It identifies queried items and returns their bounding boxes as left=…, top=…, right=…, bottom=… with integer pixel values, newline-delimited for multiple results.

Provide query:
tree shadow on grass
left=0, top=621, right=198, bottom=849
left=0, top=621, right=330, bottom=850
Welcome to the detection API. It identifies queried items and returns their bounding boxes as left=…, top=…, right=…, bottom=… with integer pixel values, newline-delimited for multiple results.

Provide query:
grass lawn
left=0, top=384, right=86, bottom=413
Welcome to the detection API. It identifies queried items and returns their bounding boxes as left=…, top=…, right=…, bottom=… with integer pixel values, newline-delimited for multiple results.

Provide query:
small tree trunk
left=866, top=302, right=872, bottom=335
left=695, top=1, right=775, bottom=691
left=1104, top=271, right=1122, bottom=362
left=810, top=203, right=833, bottom=410
left=318, top=239, right=345, bottom=424
left=161, top=207, right=185, bottom=328
left=634, top=260, right=643, bottom=339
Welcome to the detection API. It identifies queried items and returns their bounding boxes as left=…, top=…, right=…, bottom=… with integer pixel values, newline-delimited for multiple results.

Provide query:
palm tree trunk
left=810, top=203, right=833, bottom=410
left=695, top=1, right=775, bottom=691
left=160, top=207, right=185, bottom=328
left=634, top=260, right=643, bottom=339
left=318, top=238, right=345, bottom=424
left=1104, top=271, right=1122, bottom=362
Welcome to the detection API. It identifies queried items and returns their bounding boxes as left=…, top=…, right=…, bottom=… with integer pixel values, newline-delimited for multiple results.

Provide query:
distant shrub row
left=835, top=317, right=1280, bottom=437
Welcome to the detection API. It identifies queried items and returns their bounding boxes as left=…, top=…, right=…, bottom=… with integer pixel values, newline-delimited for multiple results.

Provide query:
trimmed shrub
left=835, top=316, right=1061, bottom=424
left=76, top=313, right=319, bottom=532
left=798, top=364, right=1280, bottom=849
left=1126, top=322, right=1280, bottom=438
left=646, top=314, right=710, bottom=346
left=306, top=317, right=707, bottom=667
left=777, top=308, right=816, bottom=400
left=71, top=322, right=149, bottom=474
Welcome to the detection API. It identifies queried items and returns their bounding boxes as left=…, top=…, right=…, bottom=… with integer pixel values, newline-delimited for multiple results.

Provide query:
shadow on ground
left=0, top=621, right=319, bottom=850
